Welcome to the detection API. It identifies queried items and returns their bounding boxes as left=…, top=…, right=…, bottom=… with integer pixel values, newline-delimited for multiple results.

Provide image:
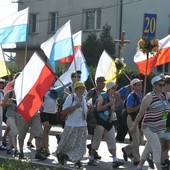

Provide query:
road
left=0, top=125, right=153, bottom=170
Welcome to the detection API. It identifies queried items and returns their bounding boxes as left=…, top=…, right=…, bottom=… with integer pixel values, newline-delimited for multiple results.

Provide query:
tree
left=99, top=23, right=115, bottom=57
left=82, top=33, right=100, bottom=66
left=82, top=23, right=116, bottom=67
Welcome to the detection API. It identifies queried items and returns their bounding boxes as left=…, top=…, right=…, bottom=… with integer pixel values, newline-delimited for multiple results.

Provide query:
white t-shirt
left=63, top=93, right=88, bottom=127
left=42, top=91, right=58, bottom=114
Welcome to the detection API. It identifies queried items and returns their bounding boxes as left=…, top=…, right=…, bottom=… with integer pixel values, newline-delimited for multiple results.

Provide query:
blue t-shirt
left=116, top=85, right=132, bottom=111
left=126, top=91, right=142, bottom=107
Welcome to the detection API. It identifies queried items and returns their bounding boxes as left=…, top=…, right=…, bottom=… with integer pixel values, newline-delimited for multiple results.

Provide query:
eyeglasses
left=72, top=75, right=81, bottom=78
left=158, top=83, right=165, bottom=87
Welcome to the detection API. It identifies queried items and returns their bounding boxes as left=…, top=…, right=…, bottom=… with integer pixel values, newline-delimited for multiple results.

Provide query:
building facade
left=7, top=0, right=170, bottom=72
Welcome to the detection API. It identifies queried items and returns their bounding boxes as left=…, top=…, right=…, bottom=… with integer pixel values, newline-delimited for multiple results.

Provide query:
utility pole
left=119, top=0, right=123, bottom=40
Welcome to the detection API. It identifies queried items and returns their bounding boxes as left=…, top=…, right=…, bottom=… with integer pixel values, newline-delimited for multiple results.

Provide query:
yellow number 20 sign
left=143, top=13, right=157, bottom=38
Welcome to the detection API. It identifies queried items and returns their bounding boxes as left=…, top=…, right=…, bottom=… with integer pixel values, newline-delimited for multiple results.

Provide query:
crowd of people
left=0, top=71, right=170, bottom=169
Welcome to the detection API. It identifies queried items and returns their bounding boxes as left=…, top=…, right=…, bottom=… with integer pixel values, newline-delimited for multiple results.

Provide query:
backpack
left=2, top=91, right=13, bottom=123
left=59, top=95, right=74, bottom=128
left=95, top=92, right=114, bottom=131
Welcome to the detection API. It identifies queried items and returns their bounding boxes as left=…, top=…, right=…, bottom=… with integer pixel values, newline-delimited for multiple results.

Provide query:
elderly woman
left=130, top=75, right=170, bottom=170
left=88, top=82, right=123, bottom=168
left=56, top=81, right=88, bottom=169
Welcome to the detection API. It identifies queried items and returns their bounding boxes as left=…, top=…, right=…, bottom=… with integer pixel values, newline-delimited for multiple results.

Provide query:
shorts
left=40, top=112, right=60, bottom=125
left=18, top=114, right=42, bottom=141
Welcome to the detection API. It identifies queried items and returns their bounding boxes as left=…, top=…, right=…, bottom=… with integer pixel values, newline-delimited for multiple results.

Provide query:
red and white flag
left=14, top=52, right=55, bottom=121
left=59, top=31, right=82, bottom=63
left=134, top=34, right=170, bottom=75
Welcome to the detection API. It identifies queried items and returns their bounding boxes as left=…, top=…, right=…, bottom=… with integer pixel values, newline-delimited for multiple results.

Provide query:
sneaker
left=40, top=147, right=49, bottom=156
left=6, top=149, right=13, bottom=155
left=74, top=161, right=83, bottom=169
left=13, top=150, right=18, bottom=157
left=121, top=148, right=128, bottom=161
left=19, top=152, right=25, bottom=159
left=27, top=142, right=35, bottom=148
left=133, top=161, right=140, bottom=166
left=0, top=145, right=6, bottom=150
left=162, top=159, right=169, bottom=170
left=35, top=152, right=47, bottom=160
left=88, top=159, right=97, bottom=166
left=112, top=160, right=124, bottom=168
left=147, top=158, right=155, bottom=169
left=94, top=152, right=101, bottom=159
left=57, top=154, right=65, bottom=165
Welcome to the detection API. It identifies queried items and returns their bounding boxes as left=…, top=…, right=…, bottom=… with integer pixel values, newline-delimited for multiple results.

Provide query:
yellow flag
left=0, top=46, right=10, bottom=78
left=95, top=50, right=117, bottom=84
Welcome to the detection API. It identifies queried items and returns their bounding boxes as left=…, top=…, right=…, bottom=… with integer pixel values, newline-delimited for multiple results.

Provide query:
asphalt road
left=0, top=125, right=153, bottom=170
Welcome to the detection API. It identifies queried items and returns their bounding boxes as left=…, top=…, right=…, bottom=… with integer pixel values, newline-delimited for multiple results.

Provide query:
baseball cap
left=0, top=78, right=5, bottom=83
left=106, top=82, right=117, bottom=90
left=74, top=81, right=86, bottom=89
left=96, top=77, right=106, bottom=83
left=151, top=76, right=163, bottom=85
left=130, top=78, right=142, bottom=86
left=71, top=70, right=82, bottom=77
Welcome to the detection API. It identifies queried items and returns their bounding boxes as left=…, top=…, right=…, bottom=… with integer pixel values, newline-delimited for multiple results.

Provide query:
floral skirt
left=56, top=126, right=87, bottom=162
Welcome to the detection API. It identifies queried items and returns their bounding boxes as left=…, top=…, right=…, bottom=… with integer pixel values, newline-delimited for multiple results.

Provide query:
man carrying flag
left=14, top=52, right=55, bottom=160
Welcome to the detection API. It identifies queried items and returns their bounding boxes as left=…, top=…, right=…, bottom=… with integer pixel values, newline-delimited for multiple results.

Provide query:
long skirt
left=56, top=126, right=87, bottom=162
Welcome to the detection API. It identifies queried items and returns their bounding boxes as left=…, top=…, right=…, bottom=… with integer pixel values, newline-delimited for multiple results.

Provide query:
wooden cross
left=114, top=31, right=130, bottom=60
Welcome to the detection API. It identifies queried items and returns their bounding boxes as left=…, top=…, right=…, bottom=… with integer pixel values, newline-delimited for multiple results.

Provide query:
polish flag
left=14, top=52, right=55, bottom=121
left=134, top=34, right=170, bottom=75
left=59, top=31, right=82, bottom=63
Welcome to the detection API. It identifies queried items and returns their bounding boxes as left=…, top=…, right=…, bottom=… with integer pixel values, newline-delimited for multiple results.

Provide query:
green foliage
left=82, top=33, right=100, bottom=66
left=82, top=23, right=115, bottom=67
left=99, top=23, right=115, bottom=57
left=0, top=159, right=57, bottom=170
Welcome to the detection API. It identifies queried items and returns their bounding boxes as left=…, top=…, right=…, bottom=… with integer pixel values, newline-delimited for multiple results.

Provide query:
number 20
left=144, top=17, right=156, bottom=34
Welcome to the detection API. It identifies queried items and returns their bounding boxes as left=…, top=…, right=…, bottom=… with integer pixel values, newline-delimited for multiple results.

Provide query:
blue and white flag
left=0, top=8, right=29, bottom=44
left=40, top=20, right=73, bottom=70
left=54, top=48, right=89, bottom=86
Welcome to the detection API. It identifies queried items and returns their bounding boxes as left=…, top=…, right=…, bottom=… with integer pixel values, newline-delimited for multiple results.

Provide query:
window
left=29, top=13, right=39, bottom=34
left=48, top=12, right=58, bottom=33
left=84, top=9, right=101, bottom=31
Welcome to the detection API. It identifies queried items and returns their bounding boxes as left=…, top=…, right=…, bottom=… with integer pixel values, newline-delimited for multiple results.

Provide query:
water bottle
left=162, top=110, right=167, bottom=120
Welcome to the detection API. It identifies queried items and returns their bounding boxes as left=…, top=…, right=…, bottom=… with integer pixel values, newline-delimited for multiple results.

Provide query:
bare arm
left=97, top=95, right=114, bottom=112
left=130, top=93, right=152, bottom=132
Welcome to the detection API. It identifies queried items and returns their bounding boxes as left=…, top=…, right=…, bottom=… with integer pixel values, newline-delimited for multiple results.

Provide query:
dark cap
left=71, top=70, right=82, bottom=77
left=130, top=73, right=140, bottom=80
left=96, top=77, right=106, bottom=83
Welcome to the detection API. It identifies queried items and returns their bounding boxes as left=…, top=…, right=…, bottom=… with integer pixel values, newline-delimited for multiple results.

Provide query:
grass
left=0, top=158, right=59, bottom=170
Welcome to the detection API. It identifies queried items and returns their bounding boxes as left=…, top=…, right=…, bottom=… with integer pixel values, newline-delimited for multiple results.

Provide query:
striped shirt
left=142, top=91, right=170, bottom=133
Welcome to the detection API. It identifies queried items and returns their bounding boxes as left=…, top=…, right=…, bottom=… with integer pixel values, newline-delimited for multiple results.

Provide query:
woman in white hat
left=130, top=75, right=170, bottom=170
left=88, top=81, right=123, bottom=168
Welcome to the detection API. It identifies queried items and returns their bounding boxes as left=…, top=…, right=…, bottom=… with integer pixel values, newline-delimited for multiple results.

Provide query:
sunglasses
left=72, top=75, right=81, bottom=78
left=158, top=83, right=165, bottom=87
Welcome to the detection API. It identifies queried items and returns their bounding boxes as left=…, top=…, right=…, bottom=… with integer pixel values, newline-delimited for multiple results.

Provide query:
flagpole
left=143, top=52, right=149, bottom=96
left=1, top=45, right=11, bottom=81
